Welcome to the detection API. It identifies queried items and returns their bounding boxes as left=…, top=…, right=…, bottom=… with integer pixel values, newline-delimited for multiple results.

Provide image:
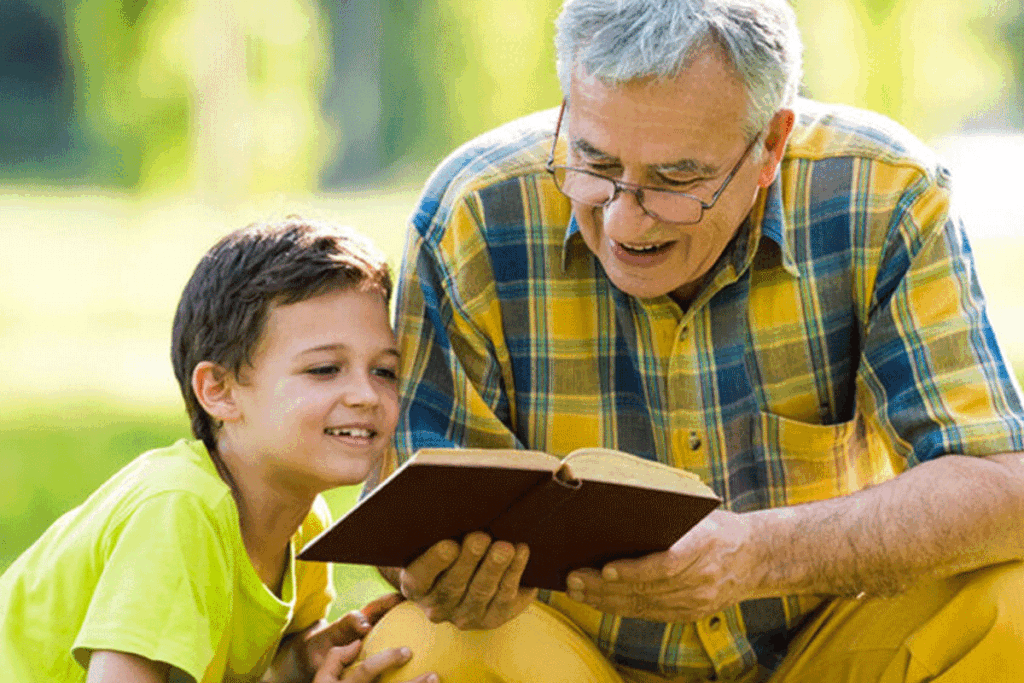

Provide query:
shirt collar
left=758, top=176, right=799, bottom=276
left=561, top=212, right=584, bottom=270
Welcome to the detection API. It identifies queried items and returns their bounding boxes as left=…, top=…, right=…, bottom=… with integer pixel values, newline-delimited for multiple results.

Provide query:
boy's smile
left=219, top=286, right=400, bottom=499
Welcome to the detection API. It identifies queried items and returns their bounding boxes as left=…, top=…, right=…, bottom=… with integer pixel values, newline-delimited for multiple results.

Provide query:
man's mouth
left=618, top=240, right=674, bottom=255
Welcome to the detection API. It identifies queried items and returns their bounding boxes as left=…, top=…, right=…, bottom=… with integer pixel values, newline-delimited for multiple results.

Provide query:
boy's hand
left=314, top=645, right=438, bottom=683
left=304, top=593, right=405, bottom=673
left=398, top=532, right=536, bottom=630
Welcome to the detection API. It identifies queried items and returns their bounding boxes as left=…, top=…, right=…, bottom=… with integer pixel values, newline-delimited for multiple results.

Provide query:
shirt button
left=708, top=615, right=722, bottom=630
left=688, top=431, right=702, bottom=450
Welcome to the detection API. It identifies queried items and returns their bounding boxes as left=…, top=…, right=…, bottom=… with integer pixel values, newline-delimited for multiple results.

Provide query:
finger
left=420, top=532, right=492, bottom=616
left=343, top=646, right=413, bottom=683
left=569, top=586, right=706, bottom=623
left=481, top=543, right=537, bottom=624
left=601, top=550, right=681, bottom=585
left=566, top=567, right=688, bottom=606
left=306, top=614, right=369, bottom=672
left=400, top=539, right=460, bottom=600
left=404, top=673, right=440, bottom=683
left=495, top=543, right=533, bottom=603
left=564, top=567, right=602, bottom=601
left=328, top=610, right=372, bottom=643
left=450, top=540, right=516, bottom=628
left=360, top=592, right=405, bottom=624
left=313, top=642, right=362, bottom=683
left=594, top=513, right=721, bottom=590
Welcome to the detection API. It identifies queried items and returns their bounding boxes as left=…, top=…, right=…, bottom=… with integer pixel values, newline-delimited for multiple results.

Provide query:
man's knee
left=901, top=560, right=1024, bottom=681
left=360, top=600, right=623, bottom=683
left=772, top=560, right=1024, bottom=683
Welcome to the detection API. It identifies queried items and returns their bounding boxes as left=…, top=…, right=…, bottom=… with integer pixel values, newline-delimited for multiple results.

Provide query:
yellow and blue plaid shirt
left=383, top=99, right=1024, bottom=679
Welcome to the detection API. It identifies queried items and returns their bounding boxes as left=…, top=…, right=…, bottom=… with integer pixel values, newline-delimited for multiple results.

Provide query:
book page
left=562, top=448, right=718, bottom=498
left=412, top=447, right=561, bottom=471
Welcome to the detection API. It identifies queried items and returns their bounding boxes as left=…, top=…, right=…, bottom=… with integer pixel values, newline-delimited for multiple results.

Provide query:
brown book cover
left=298, top=447, right=721, bottom=591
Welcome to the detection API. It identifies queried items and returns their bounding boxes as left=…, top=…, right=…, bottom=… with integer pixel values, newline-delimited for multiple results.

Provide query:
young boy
left=0, top=218, right=437, bottom=683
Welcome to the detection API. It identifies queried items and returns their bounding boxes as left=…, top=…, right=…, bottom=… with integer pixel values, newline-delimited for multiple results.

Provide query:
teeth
left=324, top=427, right=375, bottom=438
left=621, top=242, right=666, bottom=253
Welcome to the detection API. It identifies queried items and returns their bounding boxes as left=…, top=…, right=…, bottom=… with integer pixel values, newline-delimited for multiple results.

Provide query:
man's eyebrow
left=654, top=158, right=719, bottom=177
left=571, top=138, right=617, bottom=162
left=571, top=138, right=718, bottom=177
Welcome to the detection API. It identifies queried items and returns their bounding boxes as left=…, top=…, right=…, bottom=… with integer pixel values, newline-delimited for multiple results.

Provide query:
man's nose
left=600, top=185, right=656, bottom=242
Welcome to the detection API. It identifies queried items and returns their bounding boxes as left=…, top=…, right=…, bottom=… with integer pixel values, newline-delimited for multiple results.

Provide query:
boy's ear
left=192, top=361, right=242, bottom=423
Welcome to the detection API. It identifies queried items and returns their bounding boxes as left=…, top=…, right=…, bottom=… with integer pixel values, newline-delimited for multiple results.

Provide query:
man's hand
left=565, top=510, right=765, bottom=623
left=398, top=531, right=537, bottom=630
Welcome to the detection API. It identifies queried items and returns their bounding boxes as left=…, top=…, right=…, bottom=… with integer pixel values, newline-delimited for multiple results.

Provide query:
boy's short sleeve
left=291, top=495, right=336, bottom=632
left=72, top=491, right=236, bottom=681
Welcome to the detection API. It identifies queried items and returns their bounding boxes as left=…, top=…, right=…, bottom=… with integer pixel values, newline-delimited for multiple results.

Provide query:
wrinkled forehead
left=565, top=54, right=750, bottom=165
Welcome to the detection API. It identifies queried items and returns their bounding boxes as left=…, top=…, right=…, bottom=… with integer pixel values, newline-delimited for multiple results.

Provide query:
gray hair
left=555, top=0, right=803, bottom=137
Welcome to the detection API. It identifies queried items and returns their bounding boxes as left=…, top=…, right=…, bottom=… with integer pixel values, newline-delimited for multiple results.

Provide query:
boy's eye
left=372, top=367, right=398, bottom=381
left=307, top=365, right=339, bottom=376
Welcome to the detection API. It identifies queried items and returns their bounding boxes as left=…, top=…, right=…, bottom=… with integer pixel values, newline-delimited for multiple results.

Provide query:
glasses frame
left=544, top=101, right=763, bottom=225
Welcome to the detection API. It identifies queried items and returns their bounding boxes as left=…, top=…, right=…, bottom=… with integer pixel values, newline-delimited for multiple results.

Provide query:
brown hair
left=170, top=217, right=392, bottom=460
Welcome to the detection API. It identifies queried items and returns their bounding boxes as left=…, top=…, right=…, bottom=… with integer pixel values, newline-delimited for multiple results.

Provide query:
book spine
left=486, top=473, right=580, bottom=541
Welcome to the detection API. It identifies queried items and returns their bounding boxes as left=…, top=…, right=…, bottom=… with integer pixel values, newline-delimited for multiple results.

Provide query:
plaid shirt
left=381, top=99, right=1024, bottom=679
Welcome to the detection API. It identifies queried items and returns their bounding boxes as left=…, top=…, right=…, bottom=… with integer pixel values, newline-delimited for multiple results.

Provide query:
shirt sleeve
left=384, top=197, right=525, bottom=483
left=72, top=491, right=235, bottom=681
left=291, top=496, right=336, bottom=633
left=860, top=167, right=1024, bottom=464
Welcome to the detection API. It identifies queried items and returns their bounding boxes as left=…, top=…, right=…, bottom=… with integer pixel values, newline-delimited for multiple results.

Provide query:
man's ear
left=757, top=108, right=796, bottom=188
left=192, top=361, right=242, bottom=423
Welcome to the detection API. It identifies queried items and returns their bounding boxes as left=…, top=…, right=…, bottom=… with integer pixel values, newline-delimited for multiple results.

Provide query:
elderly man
left=365, top=0, right=1024, bottom=681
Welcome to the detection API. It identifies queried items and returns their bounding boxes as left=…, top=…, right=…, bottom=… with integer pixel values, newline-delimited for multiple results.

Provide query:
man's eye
left=587, top=163, right=620, bottom=175
left=307, top=365, right=339, bottom=376
left=657, top=174, right=702, bottom=189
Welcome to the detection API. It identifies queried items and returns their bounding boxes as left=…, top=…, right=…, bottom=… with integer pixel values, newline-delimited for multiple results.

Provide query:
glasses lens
left=552, top=167, right=704, bottom=224
left=641, top=188, right=703, bottom=224
left=553, top=168, right=614, bottom=206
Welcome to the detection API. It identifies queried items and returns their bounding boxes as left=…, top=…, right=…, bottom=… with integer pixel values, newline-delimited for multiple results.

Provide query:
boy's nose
left=341, top=373, right=381, bottom=407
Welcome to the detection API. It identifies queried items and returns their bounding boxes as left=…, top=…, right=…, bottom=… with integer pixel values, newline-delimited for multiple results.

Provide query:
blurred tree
left=319, top=0, right=392, bottom=185
left=70, top=0, right=335, bottom=196
left=0, top=0, right=82, bottom=179
left=318, top=0, right=563, bottom=187
left=70, top=0, right=191, bottom=188
left=999, top=6, right=1024, bottom=127
left=0, top=0, right=1021, bottom=190
left=797, top=0, right=1019, bottom=138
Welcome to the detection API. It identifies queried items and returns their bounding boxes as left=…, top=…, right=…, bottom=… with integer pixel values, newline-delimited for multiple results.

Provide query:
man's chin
left=607, top=276, right=678, bottom=301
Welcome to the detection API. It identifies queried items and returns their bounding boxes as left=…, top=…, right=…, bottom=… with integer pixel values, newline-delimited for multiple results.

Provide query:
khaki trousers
left=360, top=561, right=1024, bottom=682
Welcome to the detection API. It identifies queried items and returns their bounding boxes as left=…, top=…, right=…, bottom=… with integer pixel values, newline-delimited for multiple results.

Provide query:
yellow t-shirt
left=0, top=439, right=335, bottom=682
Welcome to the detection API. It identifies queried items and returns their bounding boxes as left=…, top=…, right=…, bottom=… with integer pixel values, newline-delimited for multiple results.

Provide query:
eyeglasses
left=545, top=101, right=762, bottom=225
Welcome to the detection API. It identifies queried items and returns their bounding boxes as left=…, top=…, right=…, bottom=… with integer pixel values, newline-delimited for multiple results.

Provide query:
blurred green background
left=2, top=0, right=1023, bottom=618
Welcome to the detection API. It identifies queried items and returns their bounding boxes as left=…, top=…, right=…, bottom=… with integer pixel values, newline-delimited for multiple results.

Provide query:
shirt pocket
left=758, top=411, right=900, bottom=505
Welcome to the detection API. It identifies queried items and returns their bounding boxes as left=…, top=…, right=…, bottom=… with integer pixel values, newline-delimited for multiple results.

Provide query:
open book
left=298, top=447, right=721, bottom=591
